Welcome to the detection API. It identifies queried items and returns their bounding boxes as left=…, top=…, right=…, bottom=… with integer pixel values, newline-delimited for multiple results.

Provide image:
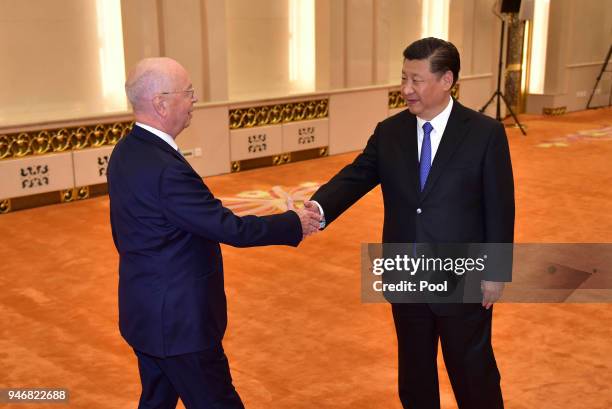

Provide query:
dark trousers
left=392, top=304, right=503, bottom=409
left=134, top=344, right=245, bottom=409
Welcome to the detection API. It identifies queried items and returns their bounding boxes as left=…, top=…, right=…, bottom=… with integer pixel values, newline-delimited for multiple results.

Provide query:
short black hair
left=403, top=37, right=460, bottom=86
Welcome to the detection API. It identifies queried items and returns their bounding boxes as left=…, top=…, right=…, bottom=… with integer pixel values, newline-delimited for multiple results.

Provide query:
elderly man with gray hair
left=107, top=57, right=320, bottom=409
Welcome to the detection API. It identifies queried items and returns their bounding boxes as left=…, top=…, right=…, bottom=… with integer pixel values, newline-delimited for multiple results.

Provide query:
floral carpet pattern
left=536, top=125, right=612, bottom=148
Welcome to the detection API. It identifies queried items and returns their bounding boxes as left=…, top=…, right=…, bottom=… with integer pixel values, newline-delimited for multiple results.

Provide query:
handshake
left=287, top=199, right=323, bottom=239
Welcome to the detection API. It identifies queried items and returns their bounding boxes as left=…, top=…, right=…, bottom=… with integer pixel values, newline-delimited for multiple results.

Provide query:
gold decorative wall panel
left=1, top=183, right=107, bottom=214
left=0, top=121, right=133, bottom=161
left=505, top=15, right=526, bottom=113
left=388, top=91, right=406, bottom=109
left=0, top=199, right=10, bottom=214
left=543, top=106, right=567, bottom=116
left=61, top=186, right=90, bottom=203
left=451, top=83, right=460, bottom=100
left=228, top=99, right=328, bottom=130
left=230, top=146, right=328, bottom=173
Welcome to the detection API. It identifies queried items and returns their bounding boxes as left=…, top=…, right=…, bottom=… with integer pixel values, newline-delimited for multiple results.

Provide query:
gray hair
left=124, top=59, right=174, bottom=112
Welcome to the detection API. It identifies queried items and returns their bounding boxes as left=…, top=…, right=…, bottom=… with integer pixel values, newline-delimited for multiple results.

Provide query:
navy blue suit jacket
left=108, top=125, right=302, bottom=357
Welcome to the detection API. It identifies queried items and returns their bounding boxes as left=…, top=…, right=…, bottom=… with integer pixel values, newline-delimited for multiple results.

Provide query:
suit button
left=416, top=208, right=422, bottom=214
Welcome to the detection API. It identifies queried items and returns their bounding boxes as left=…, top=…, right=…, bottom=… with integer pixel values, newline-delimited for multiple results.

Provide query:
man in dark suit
left=108, top=57, right=320, bottom=409
left=307, top=38, right=514, bottom=408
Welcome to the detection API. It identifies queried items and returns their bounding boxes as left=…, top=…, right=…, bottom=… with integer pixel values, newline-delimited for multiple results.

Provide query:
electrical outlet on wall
left=576, top=90, right=587, bottom=97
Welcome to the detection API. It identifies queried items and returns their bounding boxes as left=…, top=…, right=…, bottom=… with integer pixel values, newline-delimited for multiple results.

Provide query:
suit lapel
left=397, top=111, right=421, bottom=194
left=420, top=101, right=471, bottom=200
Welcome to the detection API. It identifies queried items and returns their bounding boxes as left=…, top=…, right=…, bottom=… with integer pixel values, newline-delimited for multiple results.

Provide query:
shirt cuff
left=311, top=200, right=326, bottom=229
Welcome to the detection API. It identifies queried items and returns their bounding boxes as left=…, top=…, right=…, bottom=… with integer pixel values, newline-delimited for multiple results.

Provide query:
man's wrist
left=310, top=200, right=326, bottom=229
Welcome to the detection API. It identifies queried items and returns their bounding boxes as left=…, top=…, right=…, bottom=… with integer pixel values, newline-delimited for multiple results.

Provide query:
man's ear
left=441, top=70, right=454, bottom=91
left=151, top=95, right=167, bottom=118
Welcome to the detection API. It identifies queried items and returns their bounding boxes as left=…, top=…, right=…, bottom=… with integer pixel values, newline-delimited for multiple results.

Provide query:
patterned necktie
left=419, top=122, right=433, bottom=191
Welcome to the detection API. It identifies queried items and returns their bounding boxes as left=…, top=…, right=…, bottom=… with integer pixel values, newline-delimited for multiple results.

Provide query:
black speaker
left=500, top=0, right=521, bottom=13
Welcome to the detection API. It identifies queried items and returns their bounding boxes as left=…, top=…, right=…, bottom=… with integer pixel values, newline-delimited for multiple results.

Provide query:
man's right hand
left=303, top=200, right=321, bottom=216
left=287, top=198, right=321, bottom=238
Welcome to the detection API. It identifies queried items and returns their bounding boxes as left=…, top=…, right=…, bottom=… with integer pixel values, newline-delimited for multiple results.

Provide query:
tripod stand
left=586, top=43, right=612, bottom=109
left=479, top=17, right=527, bottom=135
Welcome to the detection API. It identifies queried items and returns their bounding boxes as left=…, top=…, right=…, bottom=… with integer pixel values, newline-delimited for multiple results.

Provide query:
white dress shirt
left=416, top=96, right=453, bottom=165
left=135, top=122, right=179, bottom=152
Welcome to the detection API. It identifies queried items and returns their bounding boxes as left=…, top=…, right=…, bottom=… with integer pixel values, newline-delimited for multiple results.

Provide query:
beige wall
left=159, top=0, right=207, bottom=100
left=526, top=0, right=612, bottom=112
left=449, top=0, right=498, bottom=78
left=226, top=0, right=292, bottom=100
left=2, top=0, right=610, bottom=128
left=0, top=0, right=127, bottom=126
left=120, top=0, right=161, bottom=71
left=121, top=0, right=229, bottom=103
left=384, top=0, right=422, bottom=84
left=315, top=0, right=345, bottom=90
left=344, top=0, right=375, bottom=87
left=567, top=1, right=612, bottom=65
left=202, top=0, right=229, bottom=101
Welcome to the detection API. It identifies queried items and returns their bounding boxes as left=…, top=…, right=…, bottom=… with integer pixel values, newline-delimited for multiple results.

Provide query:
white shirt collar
left=416, top=97, right=454, bottom=135
left=135, top=122, right=179, bottom=151
left=415, top=97, right=454, bottom=164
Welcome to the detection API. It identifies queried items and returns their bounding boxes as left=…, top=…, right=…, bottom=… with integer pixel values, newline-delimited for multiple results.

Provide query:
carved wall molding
left=543, top=106, right=567, bottom=116
left=229, top=99, right=328, bottom=130
left=0, top=121, right=133, bottom=161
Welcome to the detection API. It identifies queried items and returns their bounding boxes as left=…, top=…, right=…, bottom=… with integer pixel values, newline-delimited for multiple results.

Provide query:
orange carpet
left=0, top=108, right=611, bottom=408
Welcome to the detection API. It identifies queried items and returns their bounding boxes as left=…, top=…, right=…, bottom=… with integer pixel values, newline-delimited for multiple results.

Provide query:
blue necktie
left=419, top=122, right=433, bottom=191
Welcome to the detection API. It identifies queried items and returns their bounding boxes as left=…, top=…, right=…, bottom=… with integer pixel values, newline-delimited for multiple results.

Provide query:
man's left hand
left=481, top=280, right=505, bottom=309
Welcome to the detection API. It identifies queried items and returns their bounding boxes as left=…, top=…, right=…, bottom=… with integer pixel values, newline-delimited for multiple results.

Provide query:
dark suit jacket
left=108, top=125, right=302, bottom=357
left=311, top=100, right=515, bottom=314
